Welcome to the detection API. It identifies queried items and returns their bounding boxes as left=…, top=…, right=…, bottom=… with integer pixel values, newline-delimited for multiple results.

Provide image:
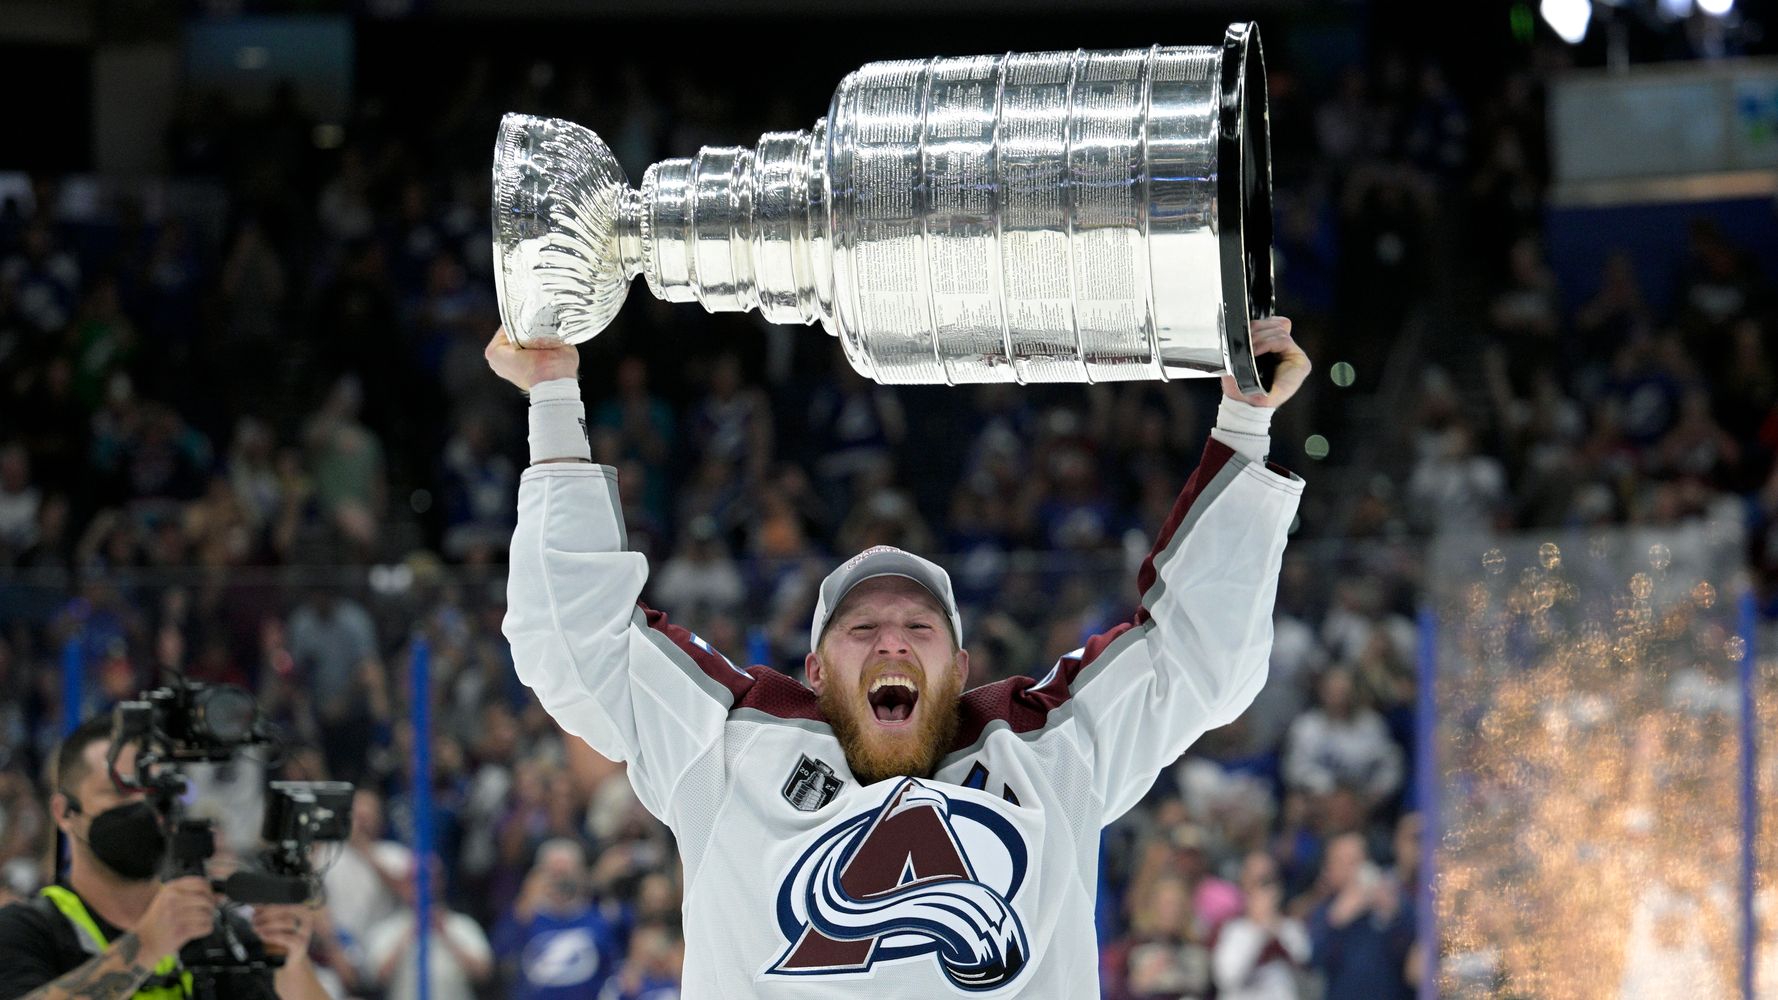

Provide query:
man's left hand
left=1221, top=316, right=1311, bottom=409
left=252, top=904, right=316, bottom=965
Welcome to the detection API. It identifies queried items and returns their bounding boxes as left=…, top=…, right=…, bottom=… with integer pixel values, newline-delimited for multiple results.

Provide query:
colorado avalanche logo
left=764, top=778, right=1030, bottom=992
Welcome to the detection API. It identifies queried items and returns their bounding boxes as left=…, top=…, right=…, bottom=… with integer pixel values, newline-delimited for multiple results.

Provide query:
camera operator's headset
left=34, top=886, right=194, bottom=999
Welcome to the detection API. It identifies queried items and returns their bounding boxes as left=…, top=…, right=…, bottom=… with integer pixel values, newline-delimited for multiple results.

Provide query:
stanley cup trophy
left=493, top=23, right=1274, bottom=393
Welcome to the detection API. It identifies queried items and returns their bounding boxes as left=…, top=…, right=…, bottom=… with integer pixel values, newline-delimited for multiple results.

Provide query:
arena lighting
left=1659, top=0, right=1694, bottom=20
left=1697, top=0, right=1734, bottom=15
left=1542, top=0, right=1593, bottom=43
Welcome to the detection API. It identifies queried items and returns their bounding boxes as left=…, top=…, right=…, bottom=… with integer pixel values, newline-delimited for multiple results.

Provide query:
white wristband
left=1211, top=395, right=1273, bottom=463
left=528, top=378, right=592, bottom=463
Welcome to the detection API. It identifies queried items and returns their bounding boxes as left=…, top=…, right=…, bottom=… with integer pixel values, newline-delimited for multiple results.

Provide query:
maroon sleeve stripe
left=638, top=603, right=756, bottom=702
left=1134, top=436, right=1236, bottom=625
left=1039, top=436, right=1236, bottom=695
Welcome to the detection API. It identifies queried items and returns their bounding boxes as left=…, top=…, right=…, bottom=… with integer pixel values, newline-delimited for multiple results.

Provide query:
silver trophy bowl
left=493, top=23, right=1274, bottom=392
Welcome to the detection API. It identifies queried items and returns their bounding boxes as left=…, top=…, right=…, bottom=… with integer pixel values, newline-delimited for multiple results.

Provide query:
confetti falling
left=1431, top=529, right=1771, bottom=999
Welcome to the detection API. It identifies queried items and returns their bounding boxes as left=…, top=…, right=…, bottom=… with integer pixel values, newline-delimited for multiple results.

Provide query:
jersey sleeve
left=1024, top=439, right=1302, bottom=823
left=502, top=463, right=751, bottom=821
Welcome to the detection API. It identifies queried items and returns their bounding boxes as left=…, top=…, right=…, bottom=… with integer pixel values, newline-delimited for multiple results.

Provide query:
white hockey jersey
left=504, top=438, right=1302, bottom=998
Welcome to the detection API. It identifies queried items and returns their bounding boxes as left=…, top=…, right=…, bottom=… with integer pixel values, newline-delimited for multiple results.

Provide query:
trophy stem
left=636, top=130, right=833, bottom=329
left=616, top=188, right=645, bottom=281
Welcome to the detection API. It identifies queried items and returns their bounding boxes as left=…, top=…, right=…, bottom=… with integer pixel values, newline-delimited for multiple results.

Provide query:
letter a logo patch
left=764, top=778, right=1029, bottom=992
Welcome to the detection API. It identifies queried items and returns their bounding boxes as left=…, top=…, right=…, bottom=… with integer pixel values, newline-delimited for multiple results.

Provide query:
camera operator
left=0, top=716, right=330, bottom=1000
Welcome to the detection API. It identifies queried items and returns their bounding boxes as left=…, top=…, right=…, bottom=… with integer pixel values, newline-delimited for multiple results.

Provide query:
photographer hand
left=251, top=904, right=314, bottom=962
left=136, top=877, right=219, bottom=964
left=256, top=904, right=333, bottom=1000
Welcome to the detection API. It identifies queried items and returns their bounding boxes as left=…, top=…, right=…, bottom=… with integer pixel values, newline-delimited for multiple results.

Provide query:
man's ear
left=805, top=651, right=825, bottom=695
left=954, top=648, right=970, bottom=689
left=49, top=791, right=77, bottom=834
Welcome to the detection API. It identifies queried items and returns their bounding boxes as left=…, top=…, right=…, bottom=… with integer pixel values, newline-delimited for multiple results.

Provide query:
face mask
left=81, top=801, right=167, bottom=881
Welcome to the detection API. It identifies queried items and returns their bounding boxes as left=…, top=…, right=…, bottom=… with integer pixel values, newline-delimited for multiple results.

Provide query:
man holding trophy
left=490, top=23, right=1309, bottom=998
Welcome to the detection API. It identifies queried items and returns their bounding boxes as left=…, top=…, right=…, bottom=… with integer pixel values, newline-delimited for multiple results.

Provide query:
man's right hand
left=485, top=327, right=580, bottom=392
left=135, top=877, right=219, bottom=963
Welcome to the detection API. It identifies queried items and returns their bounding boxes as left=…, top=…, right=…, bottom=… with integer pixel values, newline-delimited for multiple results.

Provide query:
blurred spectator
left=0, top=770, right=46, bottom=883
left=1212, top=852, right=1311, bottom=1000
left=804, top=358, right=905, bottom=515
left=594, top=356, right=675, bottom=526
left=651, top=516, right=746, bottom=621
left=181, top=475, right=251, bottom=568
left=686, top=354, right=773, bottom=482
left=1649, top=389, right=1739, bottom=482
left=837, top=484, right=934, bottom=555
left=1575, top=251, right=1652, bottom=375
left=1104, top=870, right=1213, bottom=1000
left=1405, top=421, right=1506, bottom=535
left=287, top=585, right=384, bottom=778
left=1488, top=235, right=1562, bottom=385
left=0, top=444, right=41, bottom=559
left=603, top=918, right=683, bottom=1000
left=321, top=788, right=410, bottom=966
left=70, top=277, right=135, bottom=411
left=1678, top=218, right=1764, bottom=334
left=1283, top=668, right=1404, bottom=808
left=304, top=374, right=387, bottom=554
left=219, top=219, right=287, bottom=348
left=288, top=587, right=377, bottom=715
left=1306, top=833, right=1413, bottom=1000
left=1606, top=336, right=1696, bottom=453
left=366, top=854, right=494, bottom=1000
left=439, top=411, right=518, bottom=562
left=319, top=148, right=377, bottom=244
left=494, top=838, right=624, bottom=1000
left=1, top=221, right=79, bottom=335
left=227, top=417, right=284, bottom=536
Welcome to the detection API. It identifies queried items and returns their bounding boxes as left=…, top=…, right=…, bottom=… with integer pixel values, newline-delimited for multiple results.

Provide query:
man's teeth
left=870, top=676, right=917, bottom=694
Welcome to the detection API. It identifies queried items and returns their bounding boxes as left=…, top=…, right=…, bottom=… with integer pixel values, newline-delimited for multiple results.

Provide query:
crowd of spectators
left=0, top=15, right=1773, bottom=1000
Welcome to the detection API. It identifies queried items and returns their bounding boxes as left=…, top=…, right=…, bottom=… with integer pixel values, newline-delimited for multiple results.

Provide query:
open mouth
left=867, top=676, right=919, bottom=726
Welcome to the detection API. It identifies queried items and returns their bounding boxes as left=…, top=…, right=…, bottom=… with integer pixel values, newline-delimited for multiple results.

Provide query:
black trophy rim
left=1216, top=22, right=1276, bottom=398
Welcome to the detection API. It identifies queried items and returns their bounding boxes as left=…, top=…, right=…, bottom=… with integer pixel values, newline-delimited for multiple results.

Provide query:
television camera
left=106, top=678, right=353, bottom=996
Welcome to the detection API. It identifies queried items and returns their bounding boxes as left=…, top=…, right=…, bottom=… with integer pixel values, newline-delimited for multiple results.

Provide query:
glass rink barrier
left=0, top=522, right=1767, bottom=999
left=1424, top=512, right=1774, bottom=1000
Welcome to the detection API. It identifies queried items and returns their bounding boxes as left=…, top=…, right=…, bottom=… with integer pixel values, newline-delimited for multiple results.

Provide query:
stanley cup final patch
left=782, top=755, right=843, bottom=812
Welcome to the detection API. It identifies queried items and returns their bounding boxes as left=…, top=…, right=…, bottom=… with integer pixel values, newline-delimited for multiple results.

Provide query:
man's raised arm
left=1010, top=318, right=1311, bottom=824
left=488, top=329, right=748, bottom=822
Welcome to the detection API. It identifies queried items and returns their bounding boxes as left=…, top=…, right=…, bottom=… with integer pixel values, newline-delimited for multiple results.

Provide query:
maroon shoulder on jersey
left=639, top=603, right=827, bottom=723
left=639, top=604, right=754, bottom=701
left=735, top=666, right=826, bottom=723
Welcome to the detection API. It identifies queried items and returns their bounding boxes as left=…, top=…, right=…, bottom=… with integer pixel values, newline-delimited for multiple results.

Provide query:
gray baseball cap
left=810, top=546, right=963, bottom=652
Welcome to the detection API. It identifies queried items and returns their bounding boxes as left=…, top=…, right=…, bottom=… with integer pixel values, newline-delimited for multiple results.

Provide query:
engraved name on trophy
left=493, top=22, right=1273, bottom=391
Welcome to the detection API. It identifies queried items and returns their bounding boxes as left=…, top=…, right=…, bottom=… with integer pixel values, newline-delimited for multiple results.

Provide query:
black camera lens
left=193, top=685, right=257, bottom=745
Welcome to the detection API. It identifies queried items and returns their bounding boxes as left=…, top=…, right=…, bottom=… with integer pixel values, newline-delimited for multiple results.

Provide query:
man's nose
left=875, top=626, right=911, bottom=654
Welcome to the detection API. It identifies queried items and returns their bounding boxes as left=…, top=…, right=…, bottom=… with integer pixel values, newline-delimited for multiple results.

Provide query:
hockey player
left=487, top=317, right=1309, bottom=997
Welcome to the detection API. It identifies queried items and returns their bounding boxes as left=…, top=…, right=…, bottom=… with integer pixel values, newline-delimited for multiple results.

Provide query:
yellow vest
left=38, top=885, right=193, bottom=1000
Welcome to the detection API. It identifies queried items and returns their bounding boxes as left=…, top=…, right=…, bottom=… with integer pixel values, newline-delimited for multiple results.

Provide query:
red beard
left=818, top=658, right=963, bottom=786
